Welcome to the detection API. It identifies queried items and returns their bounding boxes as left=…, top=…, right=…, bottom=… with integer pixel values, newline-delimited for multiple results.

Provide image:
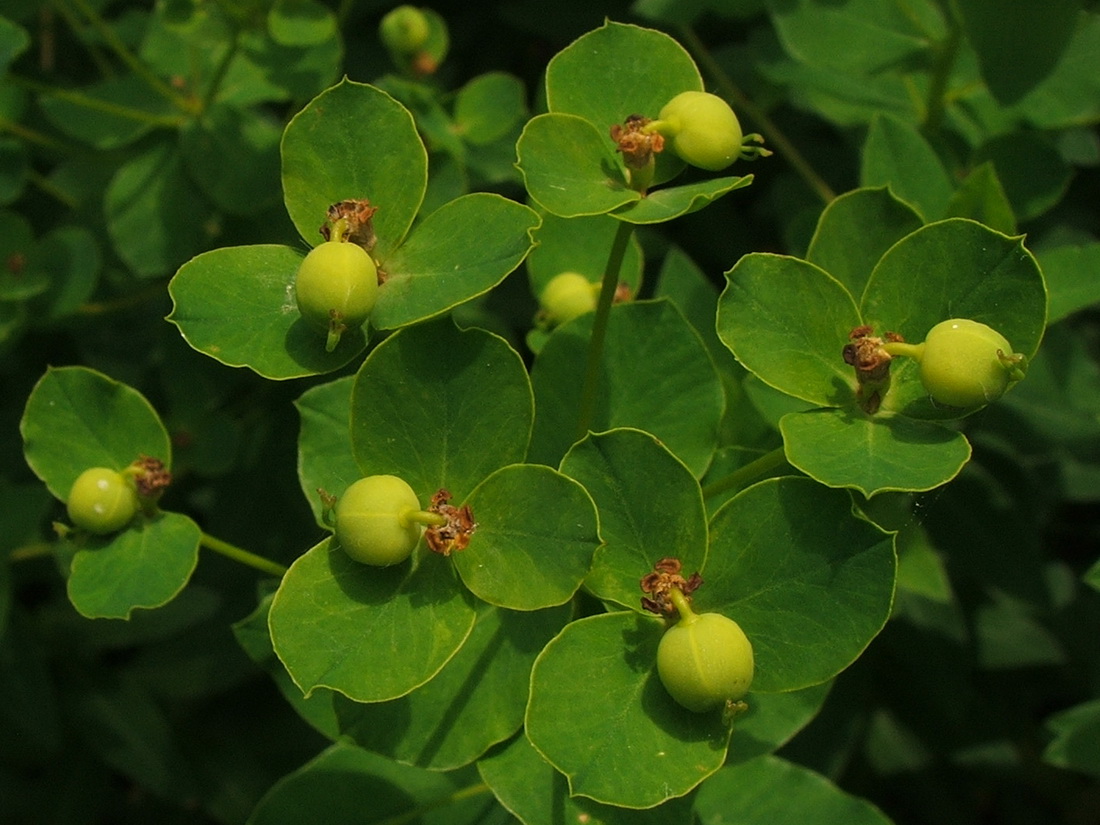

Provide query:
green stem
left=700, top=447, right=789, bottom=501
left=668, top=586, right=698, bottom=623
left=882, top=341, right=924, bottom=360
left=197, top=24, right=241, bottom=115
left=923, top=17, right=962, bottom=134
left=574, top=220, right=634, bottom=443
left=677, top=25, right=836, bottom=205
left=403, top=510, right=448, bottom=528
left=76, top=283, right=168, bottom=316
left=0, top=116, right=72, bottom=152
left=66, top=0, right=197, bottom=114
left=200, top=533, right=288, bottom=577
left=8, top=542, right=54, bottom=563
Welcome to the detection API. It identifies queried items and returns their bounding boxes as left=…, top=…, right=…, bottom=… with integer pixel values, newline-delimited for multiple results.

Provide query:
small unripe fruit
left=657, top=610, right=754, bottom=712
left=918, top=319, right=1017, bottom=408
left=294, top=241, right=378, bottom=336
left=540, top=272, right=597, bottom=325
left=335, top=475, right=423, bottom=566
left=656, top=91, right=743, bottom=172
left=380, top=5, right=430, bottom=53
left=67, top=467, right=140, bottom=535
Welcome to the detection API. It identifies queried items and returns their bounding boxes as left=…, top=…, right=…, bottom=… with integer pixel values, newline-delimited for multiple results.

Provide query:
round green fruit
left=918, top=319, right=1016, bottom=408
left=67, top=467, right=140, bottom=535
left=657, top=610, right=754, bottom=712
left=656, top=91, right=743, bottom=171
left=294, top=241, right=378, bottom=335
left=540, top=272, right=597, bottom=325
left=335, top=475, right=422, bottom=566
left=380, top=5, right=430, bottom=53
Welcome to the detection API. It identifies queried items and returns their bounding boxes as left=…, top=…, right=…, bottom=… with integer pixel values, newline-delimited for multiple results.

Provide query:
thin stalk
left=574, top=220, right=634, bottom=443
left=10, top=76, right=187, bottom=128
left=0, top=116, right=71, bottom=152
left=65, top=0, right=197, bottom=113
left=197, top=25, right=242, bottom=115
left=200, top=533, right=288, bottom=578
left=677, top=25, right=836, bottom=205
left=922, top=20, right=962, bottom=134
left=700, top=446, right=788, bottom=501
left=375, top=782, right=493, bottom=825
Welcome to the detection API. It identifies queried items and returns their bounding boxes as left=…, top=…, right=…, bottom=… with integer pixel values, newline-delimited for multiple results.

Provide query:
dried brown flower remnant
left=320, top=199, right=379, bottom=251
left=130, top=455, right=172, bottom=500
left=425, top=489, right=477, bottom=555
left=641, top=557, right=702, bottom=617
left=610, top=114, right=665, bottom=170
left=843, top=325, right=904, bottom=414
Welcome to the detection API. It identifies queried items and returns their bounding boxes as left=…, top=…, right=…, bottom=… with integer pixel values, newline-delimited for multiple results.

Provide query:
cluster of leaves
left=3, top=2, right=1099, bottom=824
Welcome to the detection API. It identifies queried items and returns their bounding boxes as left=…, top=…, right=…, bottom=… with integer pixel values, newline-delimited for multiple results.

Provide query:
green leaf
left=1037, top=242, right=1100, bottom=324
left=295, top=376, right=359, bottom=527
left=370, top=193, right=540, bottom=330
left=0, top=16, right=29, bottom=73
left=247, top=741, right=492, bottom=825
left=281, top=79, right=427, bottom=256
left=267, top=0, right=337, bottom=47
left=559, top=428, right=707, bottom=610
left=707, top=477, right=895, bottom=692
left=21, top=366, right=171, bottom=501
left=336, top=602, right=569, bottom=770
left=716, top=254, right=862, bottom=408
left=232, top=592, right=340, bottom=739
left=105, top=139, right=215, bottom=279
left=350, top=319, right=533, bottom=501
left=780, top=408, right=971, bottom=496
left=454, top=464, right=598, bottom=610
left=0, top=211, right=46, bottom=301
left=545, top=21, right=702, bottom=139
left=944, top=162, right=1016, bottom=236
left=268, top=539, right=477, bottom=703
left=453, top=72, right=526, bottom=145
left=1044, top=699, right=1100, bottom=777
left=167, top=244, right=368, bottom=380
left=860, top=113, right=954, bottom=222
left=529, top=299, right=724, bottom=477
left=526, top=611, right=731, bottom=808
left=805, top=186, right=924, bottom=302
left=956, top=0, right=1080, bottom=105
left=478, top=733, right=696, bottom=825
left=0, top=136, right=27, bottom=205
left=861, top=219, right=1047, bottom=418
left=693, top=755, right=894, bottom=824
left=32, top=226, right=101, bottom=320
left=612, top=175, right=754, bottom=224
left=180, top=104, right=282, bottom=215
left=66, top=511, right=202, bottom=619
left=725, top=682, right=833, bottom=764
left=1009, top=13, right=1100, bottom=128
left=971, top=132, right=1072, bottom=222
left=516, top=113, right=638, bottom=218
left=766, top=0, right=943, bottom=74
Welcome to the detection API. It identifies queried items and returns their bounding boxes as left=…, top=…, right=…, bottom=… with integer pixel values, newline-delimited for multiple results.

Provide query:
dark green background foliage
left=2, top=1, right=1099, bottom=824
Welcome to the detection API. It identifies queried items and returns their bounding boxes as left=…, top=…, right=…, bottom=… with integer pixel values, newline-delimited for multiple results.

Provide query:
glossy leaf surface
left=560, top=428, right=707, bottom=610
left=268, top=540, right=477, bottom=703
left=454, top=464, right=599, bottom=610
left=349, top=319, right=533, bottom=501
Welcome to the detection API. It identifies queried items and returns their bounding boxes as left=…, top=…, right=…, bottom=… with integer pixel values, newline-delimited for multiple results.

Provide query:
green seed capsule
left=656, top=91, right=744, bottom=172
left=657, top=610, right=754, bottom=712
left=294, top=241, right=378, bottom=336
left=539, top=272, right=598, bottom=325
left=334, top=475, right=423, bottom=566
left=67, top=467, right=140, bottom=535
left=918, top=319, right=1016, bottom=408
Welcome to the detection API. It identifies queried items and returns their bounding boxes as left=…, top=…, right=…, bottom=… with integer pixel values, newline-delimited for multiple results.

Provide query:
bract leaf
left=716, top=254, right=862, bottom=408
left=780, top=408, right=971, bottom=496
left=560, top=428, right=707, bottom=610
left=350, top=319, right=533, bottom=501
left=269, top=539, right=477, bottom=703
left=706, top=477, right=895, bottom=692
left=281, top=79, right=427, bottom=257
left=168, top=244, right=367, bottom=380
left=526, top=611, right=730, bottom=808
left=454, top=464, right=599, bottom=610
